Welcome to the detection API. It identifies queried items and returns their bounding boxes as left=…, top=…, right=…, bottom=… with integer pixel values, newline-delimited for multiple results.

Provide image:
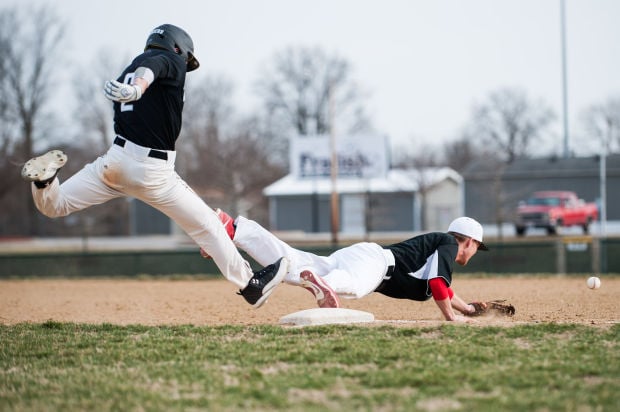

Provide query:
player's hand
left=104, top=80, right=142, bottom=103
left=452, top=314, right=477, bottom=323
left=466, top=301, right=488, bottom=316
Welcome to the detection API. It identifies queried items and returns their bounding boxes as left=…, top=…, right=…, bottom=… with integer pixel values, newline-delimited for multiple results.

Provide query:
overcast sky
left=11, top=0, right=620, bottom=156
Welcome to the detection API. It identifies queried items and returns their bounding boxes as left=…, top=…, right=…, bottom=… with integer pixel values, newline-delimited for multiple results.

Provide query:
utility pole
left=329, top=82, right=339, bottom=246
left=560, top=0, right=570, bottom=158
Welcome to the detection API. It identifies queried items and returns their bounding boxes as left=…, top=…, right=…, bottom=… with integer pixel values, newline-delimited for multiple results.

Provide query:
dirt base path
left=1, top=277, right=617, bottom=327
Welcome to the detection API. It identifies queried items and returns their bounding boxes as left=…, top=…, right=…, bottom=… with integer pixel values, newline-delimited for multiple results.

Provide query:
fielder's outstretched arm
left=429, top=277, right=474, bottom=322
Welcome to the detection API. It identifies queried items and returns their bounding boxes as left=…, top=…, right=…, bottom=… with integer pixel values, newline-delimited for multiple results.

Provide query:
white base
left=279, top=308, right=374, bottom=326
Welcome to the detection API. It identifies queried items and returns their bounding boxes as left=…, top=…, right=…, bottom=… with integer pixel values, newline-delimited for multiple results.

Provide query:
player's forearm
left=133, top=77, right=150, bottom=95
left=434, top=297, right=458, bottom=321
left=451, top=293, right=474, bottom=315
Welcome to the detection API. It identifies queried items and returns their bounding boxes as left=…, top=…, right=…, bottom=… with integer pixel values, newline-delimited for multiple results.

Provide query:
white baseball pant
left=31, top=140, right=253, bottom=288
left=233, top=216, right=392, bottom=298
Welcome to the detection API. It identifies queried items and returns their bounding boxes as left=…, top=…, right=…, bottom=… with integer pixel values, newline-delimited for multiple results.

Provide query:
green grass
left=1, top=322, right=618, bottom=411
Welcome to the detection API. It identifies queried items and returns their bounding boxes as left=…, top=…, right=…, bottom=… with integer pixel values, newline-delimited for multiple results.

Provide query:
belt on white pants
left=382, top=248, right=395, bottom=280
left=113, top=136, right=173, bottom=161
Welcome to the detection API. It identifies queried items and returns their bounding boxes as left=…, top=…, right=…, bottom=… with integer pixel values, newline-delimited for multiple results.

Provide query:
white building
left=264, top=135, right=463, bottom=234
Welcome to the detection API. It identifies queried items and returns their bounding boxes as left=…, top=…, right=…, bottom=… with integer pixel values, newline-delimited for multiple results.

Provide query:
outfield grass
left=1, top=322, right=618, bottom=411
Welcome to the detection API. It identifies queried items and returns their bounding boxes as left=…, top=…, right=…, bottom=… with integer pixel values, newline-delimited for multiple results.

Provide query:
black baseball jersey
left=377, top=232, right=458, bottom=301
left=112, top=49, right=187, bottom=151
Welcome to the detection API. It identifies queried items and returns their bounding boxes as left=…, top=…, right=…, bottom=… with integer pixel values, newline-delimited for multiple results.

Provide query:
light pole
left=599, top=135, right=608, bottom=237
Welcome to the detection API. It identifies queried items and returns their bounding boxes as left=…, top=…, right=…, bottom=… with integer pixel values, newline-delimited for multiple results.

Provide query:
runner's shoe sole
left=21, top=150, right=67, bottom=182
left=300, top=270, right=341, bottom=308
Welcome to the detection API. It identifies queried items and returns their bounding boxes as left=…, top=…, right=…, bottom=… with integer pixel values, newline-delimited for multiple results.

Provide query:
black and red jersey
left=378, top=232, right=458, bottom=301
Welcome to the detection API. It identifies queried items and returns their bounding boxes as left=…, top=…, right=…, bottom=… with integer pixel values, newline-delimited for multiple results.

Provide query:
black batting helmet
left=145, top=24, right=200, bottom=72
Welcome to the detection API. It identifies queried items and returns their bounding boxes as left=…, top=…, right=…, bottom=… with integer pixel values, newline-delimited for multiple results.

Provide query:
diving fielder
left=207, top=210, right=489, bottom=322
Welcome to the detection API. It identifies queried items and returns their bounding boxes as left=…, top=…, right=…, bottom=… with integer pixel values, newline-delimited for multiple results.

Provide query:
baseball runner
left=21, top=24, right=287, bottom=308
left=205, top=211, right=496, bottom=322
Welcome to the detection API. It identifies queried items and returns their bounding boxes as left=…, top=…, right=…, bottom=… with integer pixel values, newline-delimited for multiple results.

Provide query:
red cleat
left=300, top=270, right=341, bottom=308
left=200, top=209, right=236, bottom=259
left=215, top=208, right=235, bottom=240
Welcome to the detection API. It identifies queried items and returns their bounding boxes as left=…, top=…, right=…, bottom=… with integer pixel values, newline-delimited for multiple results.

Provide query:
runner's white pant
left=31, top=141, right=253, bottom=288
left=234, top=216, right=391, bottom=298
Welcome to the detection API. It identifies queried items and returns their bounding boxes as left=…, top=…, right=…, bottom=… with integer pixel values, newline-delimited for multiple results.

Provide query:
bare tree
left=179, top=75, right=235, bottom=180
left=179, top=75, right=285, bottom=223
left=2, top=5, right=64, bottom=158
left=454, top=88, right=555, bottom=234
left=73, top=49, right=127, bottom=152
left=441, top=136, right=490, bottom=173
left=0, top=11, right=17, bottom=205
left=581, top=96, right=620, bottom=154
left=0, top=5, right=65, bottom=235
left=217, top=119, right=286, bottom=221
left=255, top=46, right=373, bottom=138
left=392, top=142, right=441, bottom=231
left=467, top=88, right=555, bottom=162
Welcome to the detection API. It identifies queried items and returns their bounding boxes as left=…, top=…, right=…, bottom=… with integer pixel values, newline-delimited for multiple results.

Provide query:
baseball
left=586, top=276, right=601, bottom=289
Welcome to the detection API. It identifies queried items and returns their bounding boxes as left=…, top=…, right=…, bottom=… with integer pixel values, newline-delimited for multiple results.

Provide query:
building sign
left=291, top=134, right=389, bottom=179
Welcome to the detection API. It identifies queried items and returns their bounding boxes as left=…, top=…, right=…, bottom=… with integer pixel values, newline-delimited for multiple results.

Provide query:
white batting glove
left=104, top=80, right=142, bottom=103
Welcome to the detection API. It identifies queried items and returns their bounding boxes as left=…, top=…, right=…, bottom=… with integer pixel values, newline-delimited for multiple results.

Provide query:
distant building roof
left=264, top=168, right=462, bottom=196
left=462, top=154, right=620, bottom=180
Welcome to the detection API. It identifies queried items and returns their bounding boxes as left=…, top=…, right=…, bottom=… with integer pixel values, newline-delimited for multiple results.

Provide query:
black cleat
left=238, top=257, right=289, bottom=308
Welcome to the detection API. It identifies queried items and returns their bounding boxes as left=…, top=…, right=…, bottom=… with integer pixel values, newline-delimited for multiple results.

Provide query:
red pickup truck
left=515, top=191, right=598, bottom=236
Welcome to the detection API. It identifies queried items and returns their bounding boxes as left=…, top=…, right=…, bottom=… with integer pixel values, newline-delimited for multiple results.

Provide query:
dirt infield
left=1, top=277, right=618, bottom=327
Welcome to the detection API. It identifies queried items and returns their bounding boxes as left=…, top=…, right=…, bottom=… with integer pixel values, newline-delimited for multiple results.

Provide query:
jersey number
left=120, top=73, right=135, bottom=112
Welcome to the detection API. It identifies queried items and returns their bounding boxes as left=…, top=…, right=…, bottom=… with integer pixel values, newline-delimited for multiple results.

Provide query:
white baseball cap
left=448, top=217, right=489, bottom=251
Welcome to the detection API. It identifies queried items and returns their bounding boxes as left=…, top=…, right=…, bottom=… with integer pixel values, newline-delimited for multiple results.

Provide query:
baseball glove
left=468, top=300, right=516, bottom=317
